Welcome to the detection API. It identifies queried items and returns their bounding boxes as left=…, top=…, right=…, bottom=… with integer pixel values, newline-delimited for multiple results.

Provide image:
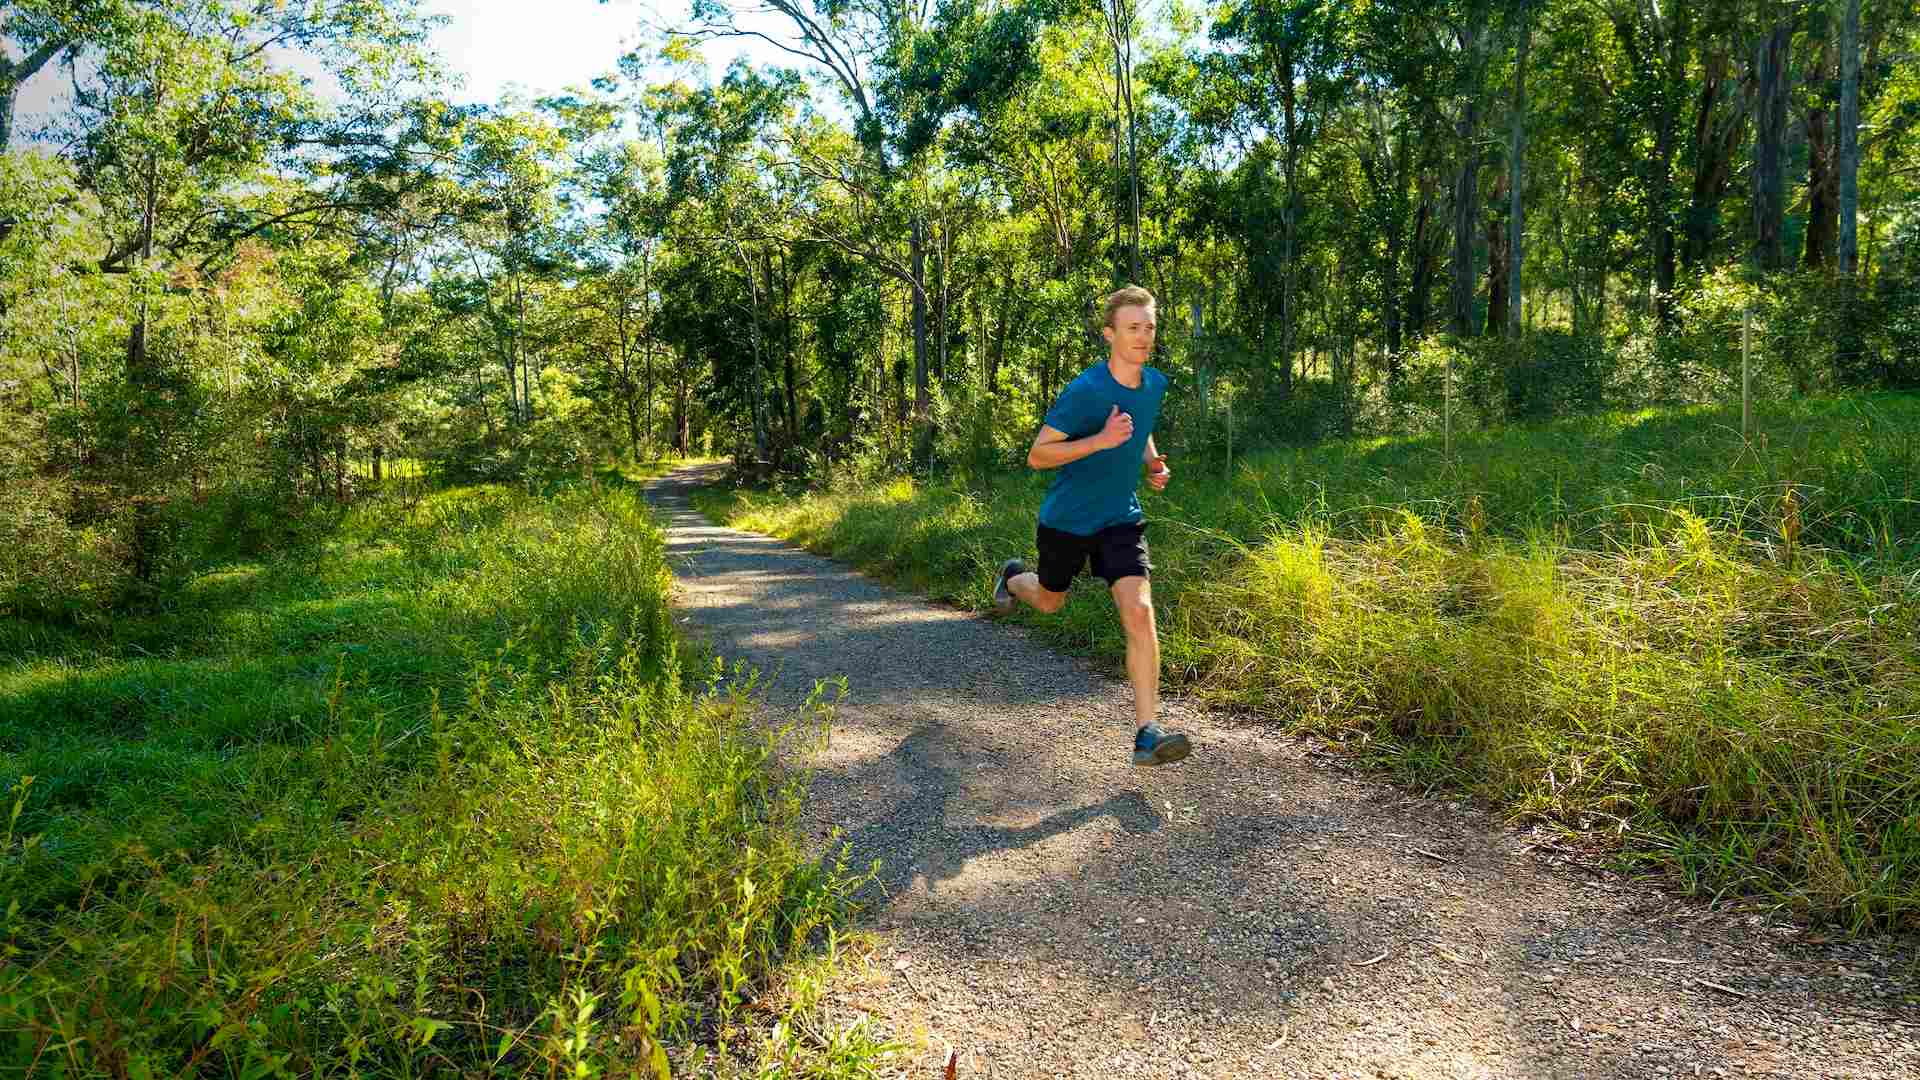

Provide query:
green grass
left=696, top=396, right=1920, bottom=934
left=1, top=470, right=893, bottom=1077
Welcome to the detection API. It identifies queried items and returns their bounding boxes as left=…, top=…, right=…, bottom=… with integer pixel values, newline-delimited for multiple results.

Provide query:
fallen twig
left=1693, top=978, right=1751, bottom=999
left=1412, top=847, right=1453, bottom=864
left=1353, top=951, right=1390, bottom=967
left=899, top=964, right=930, bottom=1001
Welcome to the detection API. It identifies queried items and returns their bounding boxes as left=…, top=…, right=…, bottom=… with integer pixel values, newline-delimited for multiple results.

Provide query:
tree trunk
left=1378, top=123, right=1409, bottom=362
left=1803, top=107, right=1836, bottom=269
left=1508, top=9, right=1528, bottom=339
left=1803, top=40, right=1838, bottom=269
left=674, top=365, right=690, bottom=454
left=0, top=36, right=67, bottom=151
left=1487, top=173, right=1510, bottom=337
left=1450, top=34, right=1485, bottom=339
left=1112, top=0, right=1141, bottom=283
left=730, top=244, right=769, bottom=465
left=772, top=248, right=798, bottom=448
left=1645, top=0, right=1690, bottom=328
left=1837, top=0, right=1861, bottom=276
left=641, top=242, right=655, bottom=453
left=1450, top=116, right=1480, bottom=337
left=1752, top=23, right=1791, bottom=272
left=910, top=220, right=932, bottom=466
left=935, top=228, right=950, bottom=383
left=1410, top=173, right=1437, bottom=338
left=1279, top=41, right=1301, bottom=398
left=1684, top=49, right=1745, bottom=269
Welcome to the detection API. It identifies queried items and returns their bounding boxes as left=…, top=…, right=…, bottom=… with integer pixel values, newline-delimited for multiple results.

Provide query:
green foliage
left=698, top=396, right=1920, bottom=932
left=0, top=483, right=884, bottom=1075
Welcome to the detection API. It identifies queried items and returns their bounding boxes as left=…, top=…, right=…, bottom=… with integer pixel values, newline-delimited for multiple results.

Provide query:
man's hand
left=1099, top=405, right=1134, bottom=449
left=1146, top=452, right=1171, bottom=491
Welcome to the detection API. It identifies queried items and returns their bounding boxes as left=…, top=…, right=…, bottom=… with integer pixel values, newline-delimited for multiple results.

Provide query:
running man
left=992, top=285, right=1191, bottom=766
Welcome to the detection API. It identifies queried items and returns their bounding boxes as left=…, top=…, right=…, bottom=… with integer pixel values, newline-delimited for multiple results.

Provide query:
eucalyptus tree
left=1, top=1, right=116, bottom=149
left=1191, top=0, right=1354, bottom=392
left=670, top=0, right=1067, bottom=459
left=654, top=63, right=811, bottom=466
left=937, top=23, right=1113, bottom=405
left=42, top=0, right=441, bottom=575
left=668, top=0, right=942, bottom=437
left=578, top=138, right=670, bottom=457
left=440, top=105, right=575, bottom=428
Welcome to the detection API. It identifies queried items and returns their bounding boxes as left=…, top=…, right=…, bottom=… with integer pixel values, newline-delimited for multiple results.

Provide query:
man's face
left=1103, top=304, right=1157, bottom=361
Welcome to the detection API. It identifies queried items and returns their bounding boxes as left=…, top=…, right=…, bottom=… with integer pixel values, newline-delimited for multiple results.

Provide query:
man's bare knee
left=1111, top=580, right=1155, bottom=634
left=1033, top=589, right=1068, bottom=613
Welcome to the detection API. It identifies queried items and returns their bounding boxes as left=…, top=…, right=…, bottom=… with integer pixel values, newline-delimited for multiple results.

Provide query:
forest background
left=5, top=0, right=1918, bottom=611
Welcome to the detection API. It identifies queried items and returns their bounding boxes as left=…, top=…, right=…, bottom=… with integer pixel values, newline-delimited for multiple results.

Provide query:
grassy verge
left=696, top=397, right=1920, bottom=934
left=1, top=474, right=890, bottom=1076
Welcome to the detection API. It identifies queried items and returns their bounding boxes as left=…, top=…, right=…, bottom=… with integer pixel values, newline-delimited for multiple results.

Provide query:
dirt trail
left=646, top=465, right=1917, bottom=1079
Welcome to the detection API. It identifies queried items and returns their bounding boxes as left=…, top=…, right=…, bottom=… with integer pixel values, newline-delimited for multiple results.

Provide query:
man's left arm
left=1144, top=435, right=1170, bottom=491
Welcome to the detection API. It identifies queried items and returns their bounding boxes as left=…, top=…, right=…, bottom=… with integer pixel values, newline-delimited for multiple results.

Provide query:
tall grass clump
left=696, top=395, right=1920, bottom=933
left=1, top=482, right=885, bottom=1076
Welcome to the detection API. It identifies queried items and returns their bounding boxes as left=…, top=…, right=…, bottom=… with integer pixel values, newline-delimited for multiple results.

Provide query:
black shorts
left=1036, top=520, right=1151, bottom=592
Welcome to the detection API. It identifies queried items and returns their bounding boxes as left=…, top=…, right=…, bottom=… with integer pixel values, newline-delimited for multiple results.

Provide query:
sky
left=10, top=0, right=793, bottom=140
left=421, top=0, right=656, bottom=105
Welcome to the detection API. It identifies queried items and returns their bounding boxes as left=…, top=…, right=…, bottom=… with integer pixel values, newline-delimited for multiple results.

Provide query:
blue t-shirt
left=1037, top=361, right=1168, bottom=536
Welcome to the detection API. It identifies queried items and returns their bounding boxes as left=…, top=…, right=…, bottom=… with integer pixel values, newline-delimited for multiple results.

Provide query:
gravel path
left=646, top=465, right=1918, bottom=1079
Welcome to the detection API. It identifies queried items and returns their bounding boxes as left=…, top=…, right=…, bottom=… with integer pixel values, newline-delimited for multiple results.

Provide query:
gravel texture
left=646, top=465, right=1919, bottom=1079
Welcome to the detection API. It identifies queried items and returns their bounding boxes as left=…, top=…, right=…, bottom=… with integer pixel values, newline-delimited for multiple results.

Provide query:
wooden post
left=1444, top=348, right=1454, bottom=459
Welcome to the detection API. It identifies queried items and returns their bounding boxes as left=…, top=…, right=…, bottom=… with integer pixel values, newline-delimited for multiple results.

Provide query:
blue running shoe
left=993, top=558, right=1025, bottom=613
left=1132, top=724, right=1192, bottom=766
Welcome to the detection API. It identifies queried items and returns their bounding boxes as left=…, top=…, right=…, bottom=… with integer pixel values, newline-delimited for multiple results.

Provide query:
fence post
left=1444, top=347, right=1453, bottom=459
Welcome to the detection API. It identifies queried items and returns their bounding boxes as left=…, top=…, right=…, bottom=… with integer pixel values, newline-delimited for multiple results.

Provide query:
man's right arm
left=1028, top=406, right=1131, bottom=470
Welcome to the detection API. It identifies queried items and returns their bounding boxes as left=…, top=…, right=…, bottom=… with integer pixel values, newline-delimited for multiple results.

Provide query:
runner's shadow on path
left=807, top=720, right=1165, bottom=902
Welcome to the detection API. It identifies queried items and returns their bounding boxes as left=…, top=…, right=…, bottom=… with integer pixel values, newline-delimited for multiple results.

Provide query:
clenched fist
left=1146, top=452, right=1171, bottom=491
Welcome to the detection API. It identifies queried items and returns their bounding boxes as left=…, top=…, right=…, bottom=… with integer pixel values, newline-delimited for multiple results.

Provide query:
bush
left=0, top=472, right=126, bottom=624
left=1, top=486, right=877, bottom=1074
left=1495, top=330, right=1610, bottom=422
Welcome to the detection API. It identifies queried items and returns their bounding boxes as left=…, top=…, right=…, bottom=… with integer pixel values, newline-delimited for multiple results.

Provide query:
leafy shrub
left=2, top=486, right=876, bottom=1074
left=0, top=472, right=126, bottom=624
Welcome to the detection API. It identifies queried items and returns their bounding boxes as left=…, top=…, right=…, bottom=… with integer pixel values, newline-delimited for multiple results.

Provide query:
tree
left=671, top=0, right=946, bottom=448
left=1100, top=0, right=1143, bottom=283
left=1752, top=13, right=1791, bottom=271
left=0, top=1, right=111, bottom=149
left=1506, top=0, right=1529, bottom=337
left=47, top=0, right=441, bottom=574
left=1838, top=0, right=1861, bottom=276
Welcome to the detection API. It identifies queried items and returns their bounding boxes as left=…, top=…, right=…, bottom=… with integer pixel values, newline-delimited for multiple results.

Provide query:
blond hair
left=1101, top=285, right=1157, bottom=327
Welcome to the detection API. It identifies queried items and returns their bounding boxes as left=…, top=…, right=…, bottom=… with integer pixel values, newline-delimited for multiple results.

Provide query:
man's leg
left=1110, top=575, right=1159, bottom=730
left=1099, top=523, right=1189, bottom=766
left=1006, top=570, right=1067, bottom=614
left=996, top=525, right=1080, bottom=615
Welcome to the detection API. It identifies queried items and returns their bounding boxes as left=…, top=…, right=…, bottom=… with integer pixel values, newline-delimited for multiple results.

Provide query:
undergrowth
left=1, top=476, right=892, bottom=1076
